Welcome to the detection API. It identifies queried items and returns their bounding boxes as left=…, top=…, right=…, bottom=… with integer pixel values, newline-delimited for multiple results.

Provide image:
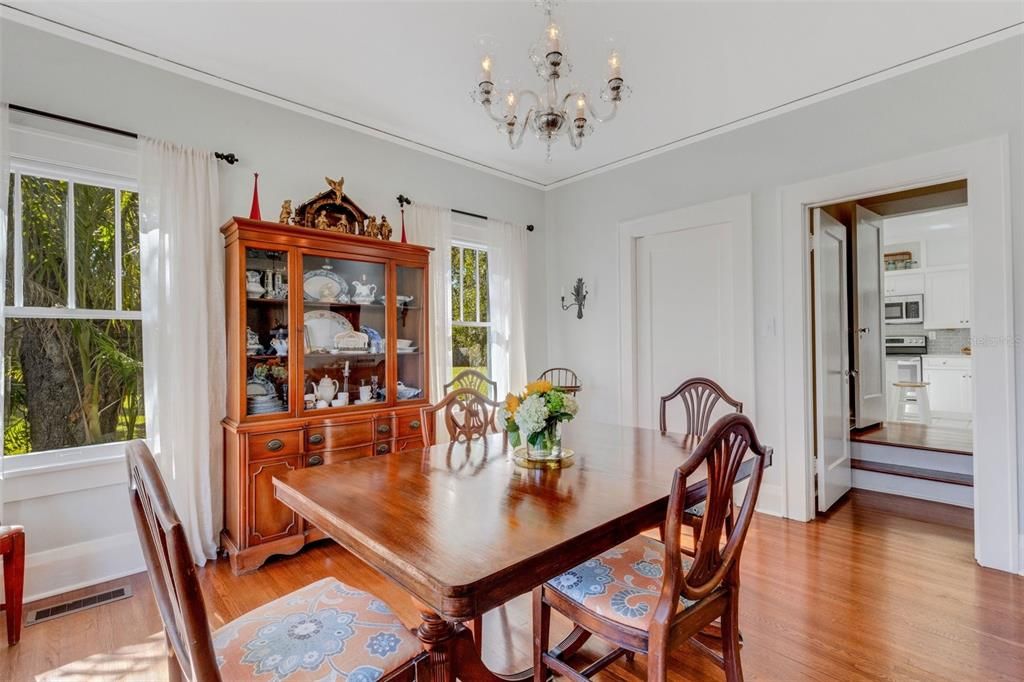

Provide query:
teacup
left=315, top=399, right=329, bottom=409
left=358, top=385, right=372, bottom=402
left=332, top=394, right=349, bottom=407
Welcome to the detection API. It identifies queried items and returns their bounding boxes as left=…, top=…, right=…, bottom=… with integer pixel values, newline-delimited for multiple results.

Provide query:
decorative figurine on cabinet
left=279, top=200, right=293, bottom=224
left=380, top=216, right=392, bottom=241
left=315, top=211, right=330, bottom=230
left=325, top=176, right=345, bottom=202
left=366, top=216, right=380, bottom=239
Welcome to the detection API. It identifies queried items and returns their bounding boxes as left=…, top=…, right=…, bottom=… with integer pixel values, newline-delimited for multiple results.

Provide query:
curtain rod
left=9, top=104, right=240, bottom=165
left=397, top=196, right=533, bottom=232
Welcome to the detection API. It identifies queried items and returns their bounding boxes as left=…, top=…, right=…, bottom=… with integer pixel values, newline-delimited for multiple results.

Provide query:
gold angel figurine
left=325, top=176, right=345, bottom=203
left=278, top=199, right=293, bottom=224
left=380, top=215, right=392, bottom=241
left=315, top=212, right=330, bottom=230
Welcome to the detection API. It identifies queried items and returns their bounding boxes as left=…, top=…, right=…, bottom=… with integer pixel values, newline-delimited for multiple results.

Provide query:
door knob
left=858, top=327, right=870, bottom=335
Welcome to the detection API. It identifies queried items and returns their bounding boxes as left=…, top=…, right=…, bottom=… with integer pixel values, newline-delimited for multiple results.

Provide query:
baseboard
left=754, top=481, right=785, bottom=518
left=23, top=531, right=145, bottom=603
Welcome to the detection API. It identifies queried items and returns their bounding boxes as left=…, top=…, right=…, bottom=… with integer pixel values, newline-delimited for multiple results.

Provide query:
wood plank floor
left=4, top=490, right=1022, bottom=681
left=850, top=421, right=973, bottom=455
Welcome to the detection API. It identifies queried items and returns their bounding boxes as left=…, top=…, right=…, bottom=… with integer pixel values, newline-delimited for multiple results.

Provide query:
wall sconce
left=561, top=277, right=588, bottom=319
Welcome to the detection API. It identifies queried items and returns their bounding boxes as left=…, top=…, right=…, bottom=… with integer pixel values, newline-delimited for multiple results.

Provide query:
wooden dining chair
left=538, top=367, right=582, bottom=395
left=444, top=368, right=499, bottom=401
left=1, top=525, right=25, bottom=646
left=126, top=441, right=423, bottom=681
left=420, top=386, right=503, bottom=448
left=660, top=377, right=744, bottom=553
left=534, top=413, right=770, bottom=682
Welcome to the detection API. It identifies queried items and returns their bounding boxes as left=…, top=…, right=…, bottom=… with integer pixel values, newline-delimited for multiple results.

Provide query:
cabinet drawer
left=396, top=435, right=425, bottom=453
left=374, top=415, right=395, bottom=441
left=309, top=445, right=375, bottom=466
left=396, top=412, right=425, bottom=439
left=306, top=420, right=374, bottom=451
left=248, top=430, right=302, bottom=460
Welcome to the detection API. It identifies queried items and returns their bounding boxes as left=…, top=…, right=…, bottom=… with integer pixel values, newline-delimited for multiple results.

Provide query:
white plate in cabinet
left=924, top=266, right=971, bottom=329
left=883, top=271, right=924, bottom=297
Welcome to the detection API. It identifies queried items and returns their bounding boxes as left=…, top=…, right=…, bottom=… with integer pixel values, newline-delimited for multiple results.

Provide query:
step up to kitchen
left=851, top=458, right=973, bottom=486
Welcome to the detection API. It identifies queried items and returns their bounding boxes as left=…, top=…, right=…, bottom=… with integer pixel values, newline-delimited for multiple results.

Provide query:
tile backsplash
left=886, top=324, right=971, bottom=355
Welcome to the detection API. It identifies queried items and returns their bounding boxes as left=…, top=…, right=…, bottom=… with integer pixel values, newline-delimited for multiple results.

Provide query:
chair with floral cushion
left=126, top=441, right=423, bottom=681
left=660, top=377, right=744, bottom=554
left=533, top=413, right=770, bottom=681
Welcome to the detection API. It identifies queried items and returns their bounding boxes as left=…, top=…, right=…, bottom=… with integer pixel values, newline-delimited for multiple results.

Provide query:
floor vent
left=26, top=584, right=133, bottom=626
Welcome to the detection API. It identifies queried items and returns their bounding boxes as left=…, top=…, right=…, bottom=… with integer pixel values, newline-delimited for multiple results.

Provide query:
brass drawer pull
left=377, top=423, right=392, bottom=434
left=266, top=438, right=284, bottom=452
left=409, top=420, right=421, bottom=430
left=376, top=444, right=390, bottom=455
left=307, top=455, right=324, bottom=466
left=309, top=433, right=325, bottom=445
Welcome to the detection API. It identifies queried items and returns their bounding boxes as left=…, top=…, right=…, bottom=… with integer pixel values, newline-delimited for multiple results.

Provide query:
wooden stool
left=894, top=382, right=931, bottom=425
left=1, top=525, right=25, bottom=646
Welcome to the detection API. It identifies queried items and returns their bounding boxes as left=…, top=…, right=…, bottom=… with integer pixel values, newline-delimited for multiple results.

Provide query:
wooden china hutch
left=221, top=217, right=431, bottom=574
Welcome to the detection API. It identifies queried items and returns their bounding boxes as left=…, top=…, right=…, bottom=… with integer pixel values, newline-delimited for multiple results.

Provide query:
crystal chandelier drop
left=471, top=0, right=631, bottom=161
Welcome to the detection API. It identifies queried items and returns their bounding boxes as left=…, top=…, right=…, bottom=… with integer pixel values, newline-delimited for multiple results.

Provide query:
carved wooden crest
left=295, top=177, right=369, bottom=233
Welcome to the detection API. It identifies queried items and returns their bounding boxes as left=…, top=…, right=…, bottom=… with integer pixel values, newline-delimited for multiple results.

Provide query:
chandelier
left=471, top=0, right=630, bottom=160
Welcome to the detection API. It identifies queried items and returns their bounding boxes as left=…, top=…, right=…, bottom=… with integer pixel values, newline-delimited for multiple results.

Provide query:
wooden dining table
left=273, top=419, right=769, bottom=681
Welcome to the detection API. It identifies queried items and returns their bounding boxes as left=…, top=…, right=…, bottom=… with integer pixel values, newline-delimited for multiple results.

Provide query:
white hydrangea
left=561, top=392, right=579, bottom=417
left=514, top=393, right=549, bottom=437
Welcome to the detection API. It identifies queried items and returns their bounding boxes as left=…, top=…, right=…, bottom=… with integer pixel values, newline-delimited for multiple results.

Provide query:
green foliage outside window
left=4, top=175, right=145, bottom=455
left=451, top=245, right=489, bottom=379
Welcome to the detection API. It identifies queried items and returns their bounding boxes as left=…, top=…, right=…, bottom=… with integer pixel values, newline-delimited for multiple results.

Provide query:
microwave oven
left=884, top=294, right=923, bottom=325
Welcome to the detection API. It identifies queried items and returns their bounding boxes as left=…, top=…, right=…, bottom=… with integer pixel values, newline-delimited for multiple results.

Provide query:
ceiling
left=5, top=1, right=1023, bottom=188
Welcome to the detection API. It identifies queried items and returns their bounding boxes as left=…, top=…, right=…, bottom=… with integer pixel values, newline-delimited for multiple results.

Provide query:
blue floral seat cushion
left=547, top=534, right=698, bottom=631
left=212, top=577, right=421, bottom=681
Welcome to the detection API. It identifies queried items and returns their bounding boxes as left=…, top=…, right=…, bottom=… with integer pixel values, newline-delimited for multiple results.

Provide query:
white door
left=635, top=222, right=741, bottom=432
left=852, top=205, right=885, bottom=427
left=813, top=209, right=851, bottom=511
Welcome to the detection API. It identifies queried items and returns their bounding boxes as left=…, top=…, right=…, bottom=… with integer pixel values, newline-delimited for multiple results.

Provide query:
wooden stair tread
left=850, top=422, right=972, bottom=456
left=851, top=459, right=973, bottom=486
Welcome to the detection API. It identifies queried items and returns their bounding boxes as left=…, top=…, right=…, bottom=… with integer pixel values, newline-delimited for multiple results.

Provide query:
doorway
left=780, top=137, right=1018, bottom=573
left=812, top=182, right=975, bottom=516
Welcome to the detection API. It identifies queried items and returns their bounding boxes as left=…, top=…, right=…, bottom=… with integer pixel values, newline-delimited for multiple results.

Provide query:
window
left=450, top=243, right=490, bottom=379
left=4, top=164, right=144, bottom=457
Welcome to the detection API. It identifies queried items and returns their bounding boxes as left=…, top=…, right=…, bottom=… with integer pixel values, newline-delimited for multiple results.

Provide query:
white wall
left=543, top=36, right=1024, bottom=521
left=0, top=18, right=548, bottom=599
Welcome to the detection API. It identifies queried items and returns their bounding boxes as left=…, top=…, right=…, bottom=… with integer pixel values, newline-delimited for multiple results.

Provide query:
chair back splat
left=659, top=377, right=743, bottom=436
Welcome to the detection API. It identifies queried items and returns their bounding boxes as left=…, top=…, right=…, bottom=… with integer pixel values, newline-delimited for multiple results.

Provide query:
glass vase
left=527, top=422, right=563, bottom=458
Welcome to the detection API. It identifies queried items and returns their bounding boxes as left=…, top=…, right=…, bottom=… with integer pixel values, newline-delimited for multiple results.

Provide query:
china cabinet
left=221, top=217, right=431, bottom=574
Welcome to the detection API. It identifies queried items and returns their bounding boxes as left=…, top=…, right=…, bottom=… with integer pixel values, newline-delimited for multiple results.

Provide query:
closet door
left=851, top=205, right=885, bottom=427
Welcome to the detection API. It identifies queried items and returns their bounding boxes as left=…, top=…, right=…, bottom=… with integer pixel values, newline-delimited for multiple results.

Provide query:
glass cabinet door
left=302, top=254, right=387, bottom=410
left=244, top=247, right=291, bottom=417
left=395, top=265, right=426, bottom=403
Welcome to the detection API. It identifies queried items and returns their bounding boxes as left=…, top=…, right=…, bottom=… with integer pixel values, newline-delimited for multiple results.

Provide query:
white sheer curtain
left=406, top=204, right=453, bottom=403
left=138, top=137, right=224, bottom=565
left=486, top=219, right=528, bottom=398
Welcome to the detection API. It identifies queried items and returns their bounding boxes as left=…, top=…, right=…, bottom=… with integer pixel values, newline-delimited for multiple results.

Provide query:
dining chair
left=444, top=368, right=499, bottom=401
left=660, top=377, right=744, bottom=553
left=420, top=386, right=503, bottom=448
left=1, top=525, right=25, bottom=646
left=126, top=441, right=423, bottom=681
left=538, top=367, right=582, bottom=395
left=533, top=413, right=770, bottom=682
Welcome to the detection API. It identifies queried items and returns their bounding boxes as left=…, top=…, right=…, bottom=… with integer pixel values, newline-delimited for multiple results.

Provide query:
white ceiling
left=6, top=1, right=1023, bottom=187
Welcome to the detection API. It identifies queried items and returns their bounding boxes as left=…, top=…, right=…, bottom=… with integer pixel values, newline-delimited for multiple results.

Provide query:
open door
left=813, top=209, right=852, bottom=511
left=851, top=205, right=886, bottom=427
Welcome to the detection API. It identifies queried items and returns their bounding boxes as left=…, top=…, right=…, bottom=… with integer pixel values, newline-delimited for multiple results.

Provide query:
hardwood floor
left=4, top=490, right=1022, bottom=681
left=850, top=421, right=973, bottom=455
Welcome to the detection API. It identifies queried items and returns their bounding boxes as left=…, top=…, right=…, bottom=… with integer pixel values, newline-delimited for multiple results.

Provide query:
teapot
left=270, top=338, right=288, bottom=357
left=311, top=377, right=339, bottom=403
left=351, top=278, right=377, bottom=303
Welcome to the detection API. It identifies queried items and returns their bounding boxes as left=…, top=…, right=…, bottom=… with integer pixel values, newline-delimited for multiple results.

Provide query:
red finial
left=249, top=172, right=262, bottom=221
left=400, top=208, right=408, bottom=243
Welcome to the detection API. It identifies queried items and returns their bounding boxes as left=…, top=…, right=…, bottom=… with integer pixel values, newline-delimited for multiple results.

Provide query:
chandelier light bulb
left=607, top=49, right=622, bottom=80
left=480, top=55, right=493, bottom=83
left=546, top=22, right=562, bottom=54
left=575, top=95, right=586, bottom=119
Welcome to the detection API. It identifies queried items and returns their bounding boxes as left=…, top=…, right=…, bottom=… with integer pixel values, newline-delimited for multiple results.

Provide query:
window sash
left=451, top=243, right=488, bottom=325
left=8, top=164, right=138, bottom=316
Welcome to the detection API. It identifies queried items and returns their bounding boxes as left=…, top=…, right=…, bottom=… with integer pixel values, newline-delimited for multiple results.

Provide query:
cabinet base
left=221, top=531, right=306, bottom=575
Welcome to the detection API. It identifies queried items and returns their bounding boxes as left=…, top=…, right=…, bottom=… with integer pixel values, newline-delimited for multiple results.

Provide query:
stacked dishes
left=247, top=377, right=285, bottom=415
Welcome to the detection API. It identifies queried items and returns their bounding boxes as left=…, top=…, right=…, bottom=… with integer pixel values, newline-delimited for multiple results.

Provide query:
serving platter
left=304, top=310, right=354, bottom=350
left=303, top=269, right=349, bottom=302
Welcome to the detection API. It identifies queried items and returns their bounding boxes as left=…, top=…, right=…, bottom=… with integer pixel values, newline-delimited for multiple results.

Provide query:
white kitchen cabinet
left=923, top=356, right=972, bottom=416
left=924, top=266, right=971, bottom=329
left=883, top=270, right=924, bottom=296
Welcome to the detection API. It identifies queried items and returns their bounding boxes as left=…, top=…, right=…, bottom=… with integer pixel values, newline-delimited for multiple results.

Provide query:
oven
left=885, top=335, right=926, bottom=383
left=884, top=294, right=923, bottom=325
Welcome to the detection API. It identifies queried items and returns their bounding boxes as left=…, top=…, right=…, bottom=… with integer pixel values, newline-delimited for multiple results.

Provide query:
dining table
left=273, top=419, right=770, bottom=681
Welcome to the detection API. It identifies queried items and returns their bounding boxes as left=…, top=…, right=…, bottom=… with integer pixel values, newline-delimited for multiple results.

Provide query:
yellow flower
left=525, top=379, right=553, bottom=395
left=504, top=393, right=521, bottom=416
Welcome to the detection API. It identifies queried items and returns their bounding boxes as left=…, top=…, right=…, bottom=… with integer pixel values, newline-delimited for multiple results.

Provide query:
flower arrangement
left=253, top=359, right=288, bottom=382
left=501, top=380, right=579, bottom=453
